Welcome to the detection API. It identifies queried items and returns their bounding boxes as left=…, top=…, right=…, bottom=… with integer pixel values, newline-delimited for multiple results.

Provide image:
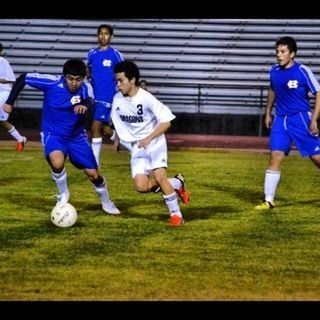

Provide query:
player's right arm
left=86, top=49, right=94, bottom=80
left=111, top=130, right=121, bottom=153
left=2, top=73, right=27, bottom=113
left=310, top=91, right=320, bottom=134
left=265, top=88, right=275, bottom=129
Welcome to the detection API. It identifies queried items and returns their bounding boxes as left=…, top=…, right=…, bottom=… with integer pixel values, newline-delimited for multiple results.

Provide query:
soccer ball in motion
left=51, top=203, right=78, bottom=228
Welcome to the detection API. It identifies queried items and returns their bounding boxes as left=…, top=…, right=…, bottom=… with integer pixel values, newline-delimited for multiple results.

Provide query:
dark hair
left=0, top=43, right=3, bottom=52
left=63, top=59, right=87, bottom=77
left=139, top=79, right=148, bottom=86
left=114, top=60, right=140, bottom=85
left=276, top=36, right=297, bottom=54
left=97, top=24, right=113, bottom=36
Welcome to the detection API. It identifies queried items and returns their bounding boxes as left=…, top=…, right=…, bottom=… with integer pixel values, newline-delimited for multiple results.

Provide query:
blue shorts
left=93, top=101, right=112, bottom=123
left=270, top=111, right=320, bottom=157
left=41, top=132, right=98, bottom=169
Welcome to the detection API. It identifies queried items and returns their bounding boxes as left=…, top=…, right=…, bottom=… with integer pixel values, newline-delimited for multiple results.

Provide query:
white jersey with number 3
left=111, top=88, right=176, bottom=143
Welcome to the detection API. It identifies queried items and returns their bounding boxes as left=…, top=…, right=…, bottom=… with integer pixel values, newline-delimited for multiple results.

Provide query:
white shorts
left=0, top=91, right=10, bottom=121
left=130, top=134, right=168, bottom=178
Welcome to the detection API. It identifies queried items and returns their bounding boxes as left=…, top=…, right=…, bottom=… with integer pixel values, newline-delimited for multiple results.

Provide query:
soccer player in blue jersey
left=2, top=59, right=120, bottom=215
left=255, top=36, right=320, bottom=210
left=87, top=24, right=124, bottom=166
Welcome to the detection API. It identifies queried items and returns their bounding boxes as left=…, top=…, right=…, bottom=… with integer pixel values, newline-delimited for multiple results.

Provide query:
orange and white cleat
left=168, top=214, right=185, bottom=227
left=16, top=136, right=27, bottom=152
left=174, top=174, right=191, bottom=205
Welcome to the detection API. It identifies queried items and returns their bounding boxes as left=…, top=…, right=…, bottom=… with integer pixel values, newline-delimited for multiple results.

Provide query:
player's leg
left=130, top=143, right=154, bottom=192
left=289, top=111, right=320, bottom=169
left=168, top=174, right=191, bottom=205
left=47, top=146, right=70, bottom=206
left=84, top=168, right=120, bottom=215
left=69, top=134, right=120, bottom=214
left=255, top=117, right=288, bottom=210
left=256, top=151, right=284, bottom=209
left=44, top=134, right=69, bottom=205
left=153, top=167, right=184, bottom=227
left=91, top=102, right=111, bottom=166
left=149, top=136, right=184, bottom=226
left=310, top=155, right=320, bottom=168
left=151, top=174, right=191, bottom=204
left=0, top=90, right=26, bottom=151
left=91, top=120, right=103, bottom=166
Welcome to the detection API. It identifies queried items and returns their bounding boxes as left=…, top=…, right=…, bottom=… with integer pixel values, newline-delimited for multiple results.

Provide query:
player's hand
left=74, top=105, right=88, bottom=114
left=2, top=103, right=13, bottom=113
left=310, top=120, right=319, bottom=135
left=265, top=114, right=273, bottom=129
left=138, top=137, right=152, bottom=149
left=112, top=140, right=121, bottom=153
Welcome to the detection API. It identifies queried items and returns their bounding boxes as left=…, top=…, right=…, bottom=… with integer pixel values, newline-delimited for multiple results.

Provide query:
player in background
left=87, top=24, right=124, bottom=166
left=111, top=60, right=190, bottom=227
left=2, top=59, right=120, bottom=215
left=0, top=43, right=27, bottom=151
left=255, top=36, right=320, bottom=210
left=139, top=79, right=149, bottom=92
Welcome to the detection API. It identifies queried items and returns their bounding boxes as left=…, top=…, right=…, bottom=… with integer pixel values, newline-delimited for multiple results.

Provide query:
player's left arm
left=0, top=79, right=15, bottom=84
left=3, top=73, right=27, bottom=113
left=138, top=121, right=171, bottom=149
left=310, top=91, right=320, bottom=134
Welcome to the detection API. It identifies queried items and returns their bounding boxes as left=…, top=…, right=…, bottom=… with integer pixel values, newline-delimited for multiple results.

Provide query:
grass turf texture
left=0, top=145, right=319, bottom=300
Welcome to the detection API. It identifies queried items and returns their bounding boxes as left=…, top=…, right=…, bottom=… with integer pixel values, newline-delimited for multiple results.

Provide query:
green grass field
left=0, top=144, right=319, bottom=300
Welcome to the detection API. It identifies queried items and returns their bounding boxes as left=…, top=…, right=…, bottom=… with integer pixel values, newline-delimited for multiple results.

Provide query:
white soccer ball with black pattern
left=51, top=203, right=78, bottom=228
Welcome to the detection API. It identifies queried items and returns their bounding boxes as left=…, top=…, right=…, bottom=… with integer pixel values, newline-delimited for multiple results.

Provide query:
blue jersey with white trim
left=25, top=73, right=94, bottom=138
left=87, top=47, right=124, bottom=103
left=270, top=61, right=320, bottom=116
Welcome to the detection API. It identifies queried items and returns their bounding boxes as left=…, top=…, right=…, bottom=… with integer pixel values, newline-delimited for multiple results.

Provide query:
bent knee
left=135, top=185, right=149, bottom=193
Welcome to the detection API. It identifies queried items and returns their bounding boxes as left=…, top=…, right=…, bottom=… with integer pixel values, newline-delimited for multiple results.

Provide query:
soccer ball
left=51, top=203, right=78, bottom=228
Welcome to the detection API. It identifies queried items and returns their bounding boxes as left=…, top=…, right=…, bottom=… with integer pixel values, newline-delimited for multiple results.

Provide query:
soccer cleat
left=56, top=190, right=70, bottom=206
left=174, top=174, right=191, bottom=205
left=168, top=214, right=185, bottom=227
left=254, top=201, right=275, bottom=210
left=102, top=201, right=121, bottom=215
left=16, top=136, right=27, bottom=152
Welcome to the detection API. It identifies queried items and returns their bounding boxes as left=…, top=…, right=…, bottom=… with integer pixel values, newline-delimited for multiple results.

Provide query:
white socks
left=168, top=177, right=182, bottom=190
left=8, top=126, right=24, bottom=142
left=93, top=177, right=110, bottom=203
left=92, top=137, right=103, bottom=166
left=51, top=168, right=68, bottom=194
left=163, top=192, right=182, bottom=217
left=264, top=169, right=281, bottom=203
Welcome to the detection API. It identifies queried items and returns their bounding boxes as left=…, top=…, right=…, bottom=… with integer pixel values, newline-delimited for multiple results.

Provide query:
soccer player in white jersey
left=2, top=59, right=120, bottom=215
left=255, top=36, right=320, bottom=210
left=111, top=60, right=191, bottom=227
left=87, top=24, right=124, bottom=166
left=0, top=43, right=27, bottom=151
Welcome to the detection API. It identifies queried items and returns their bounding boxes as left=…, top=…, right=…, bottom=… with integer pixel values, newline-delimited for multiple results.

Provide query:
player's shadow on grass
left=0, top=177, right=26, bottom=184
left=204, top=183, right=263, bottom=204
left=2, top=193, right=53, bottom=211
left=277, top=198, right=319, bottom=208
left=81, top=198, right=240, bottom=223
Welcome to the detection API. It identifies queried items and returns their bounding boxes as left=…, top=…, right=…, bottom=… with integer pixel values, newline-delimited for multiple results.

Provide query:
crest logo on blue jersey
left=287, top=80, right=298, bottom=89
left=70, top=95, right=81, bottom=105
left=102, top=59, right=112, bottom=67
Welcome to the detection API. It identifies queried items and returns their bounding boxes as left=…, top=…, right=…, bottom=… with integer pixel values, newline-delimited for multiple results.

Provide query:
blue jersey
left=87, top=47, right=124, bottom=103
left=25, top=73, right=94, bottom=138
left=270, top=61, right=320, bottom=116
